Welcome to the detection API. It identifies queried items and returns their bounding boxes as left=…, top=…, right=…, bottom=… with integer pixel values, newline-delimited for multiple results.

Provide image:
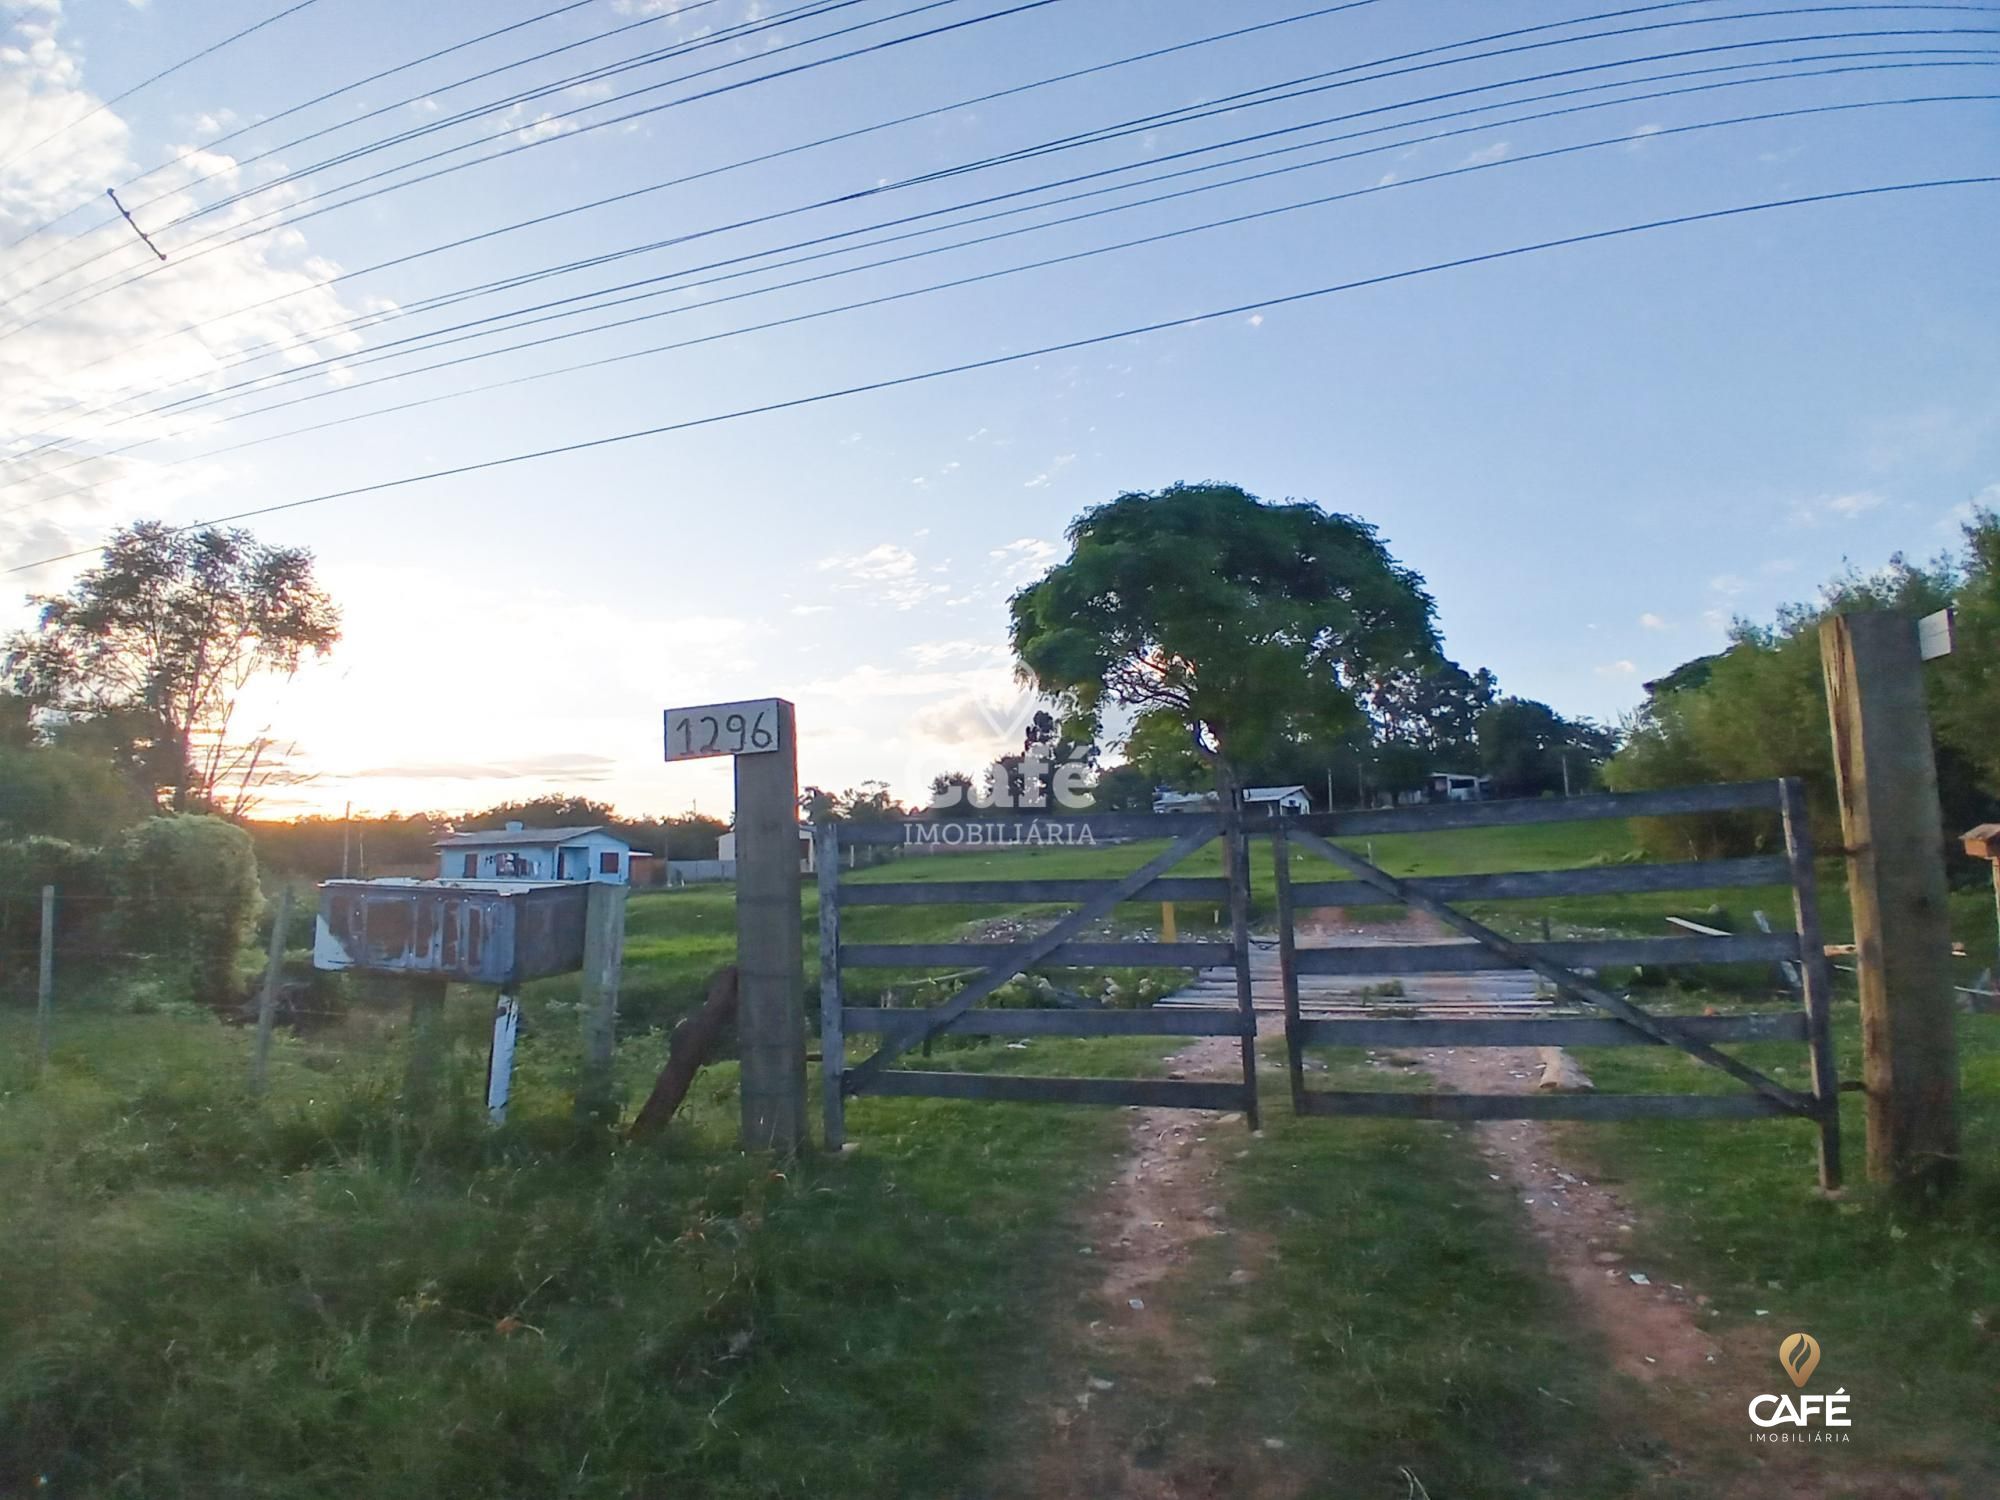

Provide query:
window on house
left=463, top=853, right=478, bottom=877
left=599, top=851, right=620, bottom=875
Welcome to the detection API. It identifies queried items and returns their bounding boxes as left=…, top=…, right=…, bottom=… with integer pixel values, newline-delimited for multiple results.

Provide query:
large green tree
left=1009, top=483, right=1445, bottom=795
left=5, top=522, right=339, bottom=814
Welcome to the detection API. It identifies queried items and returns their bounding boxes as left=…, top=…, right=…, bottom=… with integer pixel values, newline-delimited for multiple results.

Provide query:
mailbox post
left=664, top=697, right=808, bottom=1153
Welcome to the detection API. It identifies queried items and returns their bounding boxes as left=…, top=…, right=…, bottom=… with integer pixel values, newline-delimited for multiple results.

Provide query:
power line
left=1, top=0, right=690, bottom=254
left=7, top=174, right=1992, bottom=574
left=0, top=0, right=1879, bottom=329
left=11, top=28, right=1985, bottom=468
left=2, top=0, right=1053, bottom=319
left=18, top=83, right=1982, bottom=507
left=39, top=51, right=1990, bottom=470
left=0, top=0, right=326, bottom=173
left=20, top=0, right=1392, bottom=411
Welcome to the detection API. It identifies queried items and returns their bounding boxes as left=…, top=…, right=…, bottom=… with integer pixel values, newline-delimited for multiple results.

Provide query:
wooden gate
left=816, top=812, right=1260, bottom=1148
left=1265, top=778, right=1842, bottom=1189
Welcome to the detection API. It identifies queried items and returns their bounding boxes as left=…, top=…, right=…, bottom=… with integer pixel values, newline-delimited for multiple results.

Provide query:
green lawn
left=5, top=816, right=1996, bottom=1494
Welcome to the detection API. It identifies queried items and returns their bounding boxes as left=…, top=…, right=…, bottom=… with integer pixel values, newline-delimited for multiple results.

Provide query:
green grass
left=1094, top=1050, right=1650, bottom=1499
left=1557, top=1010, right=2000, bottom=1479
left=0, top=1004, right=1165, bottom=1498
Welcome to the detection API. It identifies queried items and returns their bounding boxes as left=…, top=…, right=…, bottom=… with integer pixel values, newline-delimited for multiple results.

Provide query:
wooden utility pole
left=732, top=700, right=808, bottom=1152
left=1819, top=611, right=1959, bottom=1192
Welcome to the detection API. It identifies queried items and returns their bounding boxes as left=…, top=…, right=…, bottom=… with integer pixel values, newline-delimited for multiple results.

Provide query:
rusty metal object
left=312, top=880, right=589, bottom=985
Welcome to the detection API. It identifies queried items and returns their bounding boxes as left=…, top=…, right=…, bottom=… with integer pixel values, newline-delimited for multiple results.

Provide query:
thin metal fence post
left=36, top=884, right=55, bottom=1069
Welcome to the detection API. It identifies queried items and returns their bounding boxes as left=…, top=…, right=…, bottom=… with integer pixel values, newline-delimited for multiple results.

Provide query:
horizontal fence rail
left=1286, top=854, right=1790, bottom=908
left=1296, top=1012, right=1809, bottom=1048
left=1291, top=931, right=1799, bottom=977
left=845, top=1007, right=1250, bottom=1038
left=842, top=941, right=1233, bottom=969
left=839, top=876, right=1230, bottom=906
left=1287, top=780, right=1783, bottom=836
left=861, top=1071, right=1252, bottom=1110
left=1294, top=1091, right=1796, bottom=1121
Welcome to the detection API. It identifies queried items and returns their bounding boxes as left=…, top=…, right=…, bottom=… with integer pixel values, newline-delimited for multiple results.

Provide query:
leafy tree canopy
left=4, top=522, right=339, bottom=814
left=1009, top=483, right=1445, bottom=778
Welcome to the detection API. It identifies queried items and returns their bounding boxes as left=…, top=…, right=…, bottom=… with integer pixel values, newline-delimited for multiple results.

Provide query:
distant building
left=717, top=822, right=816, bottom=874
left=1428, top=773, right=1491, bottom=803
left=1241, top=785, right=1312, bottom=816
left=1153, top=785, right=1312, bottom=816
left=434, top=822, right=635, bottom=883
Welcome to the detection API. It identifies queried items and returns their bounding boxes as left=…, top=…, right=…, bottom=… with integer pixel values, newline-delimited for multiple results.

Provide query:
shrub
left=106, top=816, right=262, bottom=1004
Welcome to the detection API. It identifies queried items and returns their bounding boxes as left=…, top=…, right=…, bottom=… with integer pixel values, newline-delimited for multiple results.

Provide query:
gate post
left=816, top=819, right=845, bottom=1150
left=1819, top=612, right=1959, bottom=1193
left=1778, top=778, right=1841, bottom=1191
left=735, top=700, right=809, bottom=1153
left=1220, top=779, right=1260, bottom=1131
left=1271, top=821, right=1305, bottom=1116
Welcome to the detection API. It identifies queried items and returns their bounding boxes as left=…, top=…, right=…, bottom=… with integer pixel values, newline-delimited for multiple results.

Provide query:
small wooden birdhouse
left=1962, top=823, right=2000, bottom=861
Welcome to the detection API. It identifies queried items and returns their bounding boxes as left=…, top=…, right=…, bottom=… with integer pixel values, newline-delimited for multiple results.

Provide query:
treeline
left=1606, top=508, right=1999, bottom=860
left=247, top=797, right=733, bottom=877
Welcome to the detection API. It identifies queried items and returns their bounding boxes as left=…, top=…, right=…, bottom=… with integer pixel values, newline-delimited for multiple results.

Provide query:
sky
left=0, top=0, right=1995, bottom=822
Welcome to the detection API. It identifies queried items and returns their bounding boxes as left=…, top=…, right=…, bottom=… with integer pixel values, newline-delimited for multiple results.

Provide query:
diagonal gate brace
left=1287, top=828, right=1813, bottom=1116
left=843, top=827, right=1218, bottom=1094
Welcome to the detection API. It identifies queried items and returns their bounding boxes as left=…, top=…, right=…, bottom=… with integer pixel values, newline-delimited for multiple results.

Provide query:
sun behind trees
left=4, top=521, right=339, bottom=817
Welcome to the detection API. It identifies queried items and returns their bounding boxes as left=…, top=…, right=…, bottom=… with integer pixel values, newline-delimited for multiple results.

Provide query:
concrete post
left=735, top=699, right=808, bottom=1152
left=576, top=881, right=627, bottom=1123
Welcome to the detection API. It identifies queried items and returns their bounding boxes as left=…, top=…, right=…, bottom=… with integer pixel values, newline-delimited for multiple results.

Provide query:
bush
left=106, top=816, right=262, bottom=1004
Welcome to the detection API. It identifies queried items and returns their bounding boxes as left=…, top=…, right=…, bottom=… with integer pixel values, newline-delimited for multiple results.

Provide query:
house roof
left=1242, top=785, right=1308, bottom=801
left=434, top=825, right=615, bottom=848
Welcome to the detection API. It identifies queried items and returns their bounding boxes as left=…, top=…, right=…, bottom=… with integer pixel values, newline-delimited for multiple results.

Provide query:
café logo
left=1747, top=1332, right=1850, bottom=1443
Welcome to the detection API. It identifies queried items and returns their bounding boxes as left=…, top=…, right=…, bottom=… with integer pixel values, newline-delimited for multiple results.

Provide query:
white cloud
left=0, top=5, right=377, bottom=572
left=815, top=542, right=946, bottom=609
left=1594, top=660, right=1638, bottom=677
left=1638, top=612, right=1667, bottom=630
left=1709, top=573, right=1747, bottom=596
left=1460, top=141, right=1510, bottom=167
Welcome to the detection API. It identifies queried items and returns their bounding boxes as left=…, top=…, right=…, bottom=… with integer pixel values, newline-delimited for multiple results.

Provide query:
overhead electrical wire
left=10, top=24, right=1989, bottom=467
left=0, top=0, right=1063, bottom=320
left=18, top=0, right=1402, bottom=406
left=4, top=0, right=1943, bottom=330
left=2, top=0, right=612, bottom=251
left=6, top=77, right=1983, bottom=515
left=30, top=46, right=1991, bottom=470
left=7, top=174, right=1993, bottom=577
left=0, top=0, right=326, bottom=173
left=2, top=0, right=877, bottom=285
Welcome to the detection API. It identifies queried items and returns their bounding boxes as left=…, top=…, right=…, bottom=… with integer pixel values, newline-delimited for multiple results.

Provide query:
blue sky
left=1, top=0, right=1996, bottom=819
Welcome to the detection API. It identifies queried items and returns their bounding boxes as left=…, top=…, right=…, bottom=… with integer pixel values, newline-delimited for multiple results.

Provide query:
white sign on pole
left=663, top=698, right=784, bottom=761
left=1917, top=607, right=1956, bottom=662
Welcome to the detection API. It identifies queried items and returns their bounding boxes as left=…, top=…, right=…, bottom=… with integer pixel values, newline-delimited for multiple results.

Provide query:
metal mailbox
left=313, top=879, right=591, bottom=985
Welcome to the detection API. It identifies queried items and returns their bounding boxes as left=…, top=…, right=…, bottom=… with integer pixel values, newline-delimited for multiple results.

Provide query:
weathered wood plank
left=841, top=941, right=1234, bottom=968
left=1273, top=822, right=1306, bottom=1114
left=1222, top=792, right=1261, bottom=1131
left=1286, top=855, right=1790, bottom=909
left=816, top=821, right=845, bottom=1150
left=841, top=828, right=1217, bottom=1091
left=855, top=1071, right=1251, bottom=1109
left=1295, top=1090, right=1798, bottom=1120
left=1780, top=777, right=1841, bottom=1191
left=843, top=1007, right=1249, bottom=1037
left=1287, top=828, right=1814, bottom=1115
left=1296, top=1013, right=1810, bottom=1048
left=1286, top=781, right=1781, bottom=837
left=838, top=877, right=1230, bottom=907
left=1291, top=932, right=1799, bottom=976
left=839, top=813, right=1221, bottom=846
